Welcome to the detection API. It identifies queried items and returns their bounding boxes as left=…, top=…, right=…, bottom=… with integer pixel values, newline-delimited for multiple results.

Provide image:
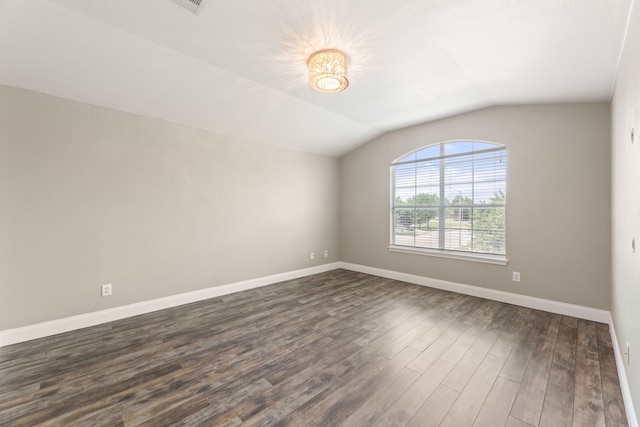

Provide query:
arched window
left=391, top=140, right=506, bottom=261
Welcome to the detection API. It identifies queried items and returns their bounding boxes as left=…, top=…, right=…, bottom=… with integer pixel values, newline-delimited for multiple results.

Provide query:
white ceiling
left=0, top=0, right=632, bottom=156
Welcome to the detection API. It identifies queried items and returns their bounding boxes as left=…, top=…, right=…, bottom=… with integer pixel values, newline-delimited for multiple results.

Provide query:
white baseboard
left=0, top=262, right=341, bottom=347
left=608, top=316, right=639, bottom=427
left=337, top=262, right=610, bottom=323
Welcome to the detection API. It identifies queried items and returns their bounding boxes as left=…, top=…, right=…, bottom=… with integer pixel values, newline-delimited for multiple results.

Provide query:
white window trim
left=388, top=245, right=508, bottom=265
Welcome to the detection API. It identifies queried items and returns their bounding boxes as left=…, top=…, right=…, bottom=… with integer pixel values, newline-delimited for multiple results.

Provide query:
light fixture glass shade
left=307, top=48, right=349, bottom=93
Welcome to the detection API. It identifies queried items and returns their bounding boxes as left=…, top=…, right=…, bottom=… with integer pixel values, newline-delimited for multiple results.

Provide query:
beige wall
left=340, top=103, right=611, bottom=309
left=0, top=85, right=340, bottom=330
left=611, top=0, right=640, bottom=416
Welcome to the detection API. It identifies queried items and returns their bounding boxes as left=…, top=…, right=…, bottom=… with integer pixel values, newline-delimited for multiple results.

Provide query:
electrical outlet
left=101, top=283, right=112, bottom=297
left=324, top=250, right=329, bottom=258
left=625, top=342, right=630, bottom=365
left=310, top=252, right=315, bottom=260
left=512, top=272, right=521, bottom=282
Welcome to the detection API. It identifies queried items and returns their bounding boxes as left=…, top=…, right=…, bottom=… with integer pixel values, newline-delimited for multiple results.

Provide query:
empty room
left=1, top=0, right=639, bottom=426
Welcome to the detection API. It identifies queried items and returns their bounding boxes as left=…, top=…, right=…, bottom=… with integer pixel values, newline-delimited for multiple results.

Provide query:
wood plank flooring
left=0, top=269, right=628, bottom=426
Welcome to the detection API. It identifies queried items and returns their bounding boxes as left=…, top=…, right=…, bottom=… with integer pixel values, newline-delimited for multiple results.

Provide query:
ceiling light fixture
left=307, top=49, right=349, bottom=94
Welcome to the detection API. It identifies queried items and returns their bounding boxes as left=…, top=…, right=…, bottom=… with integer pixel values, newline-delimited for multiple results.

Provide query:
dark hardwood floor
left=0, top=269, right=628, bottom=426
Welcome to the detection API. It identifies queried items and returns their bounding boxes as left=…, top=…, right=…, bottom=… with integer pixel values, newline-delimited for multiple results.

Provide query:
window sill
left=388, top=245, right=508, bottom=265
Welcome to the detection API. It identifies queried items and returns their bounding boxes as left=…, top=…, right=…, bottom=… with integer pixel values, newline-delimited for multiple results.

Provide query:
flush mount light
left=307, top=48, right=349, bottom=93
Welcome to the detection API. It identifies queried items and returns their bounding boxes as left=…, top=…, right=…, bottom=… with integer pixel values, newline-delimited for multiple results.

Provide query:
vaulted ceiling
left=0, top=0, right=632, bottom=156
